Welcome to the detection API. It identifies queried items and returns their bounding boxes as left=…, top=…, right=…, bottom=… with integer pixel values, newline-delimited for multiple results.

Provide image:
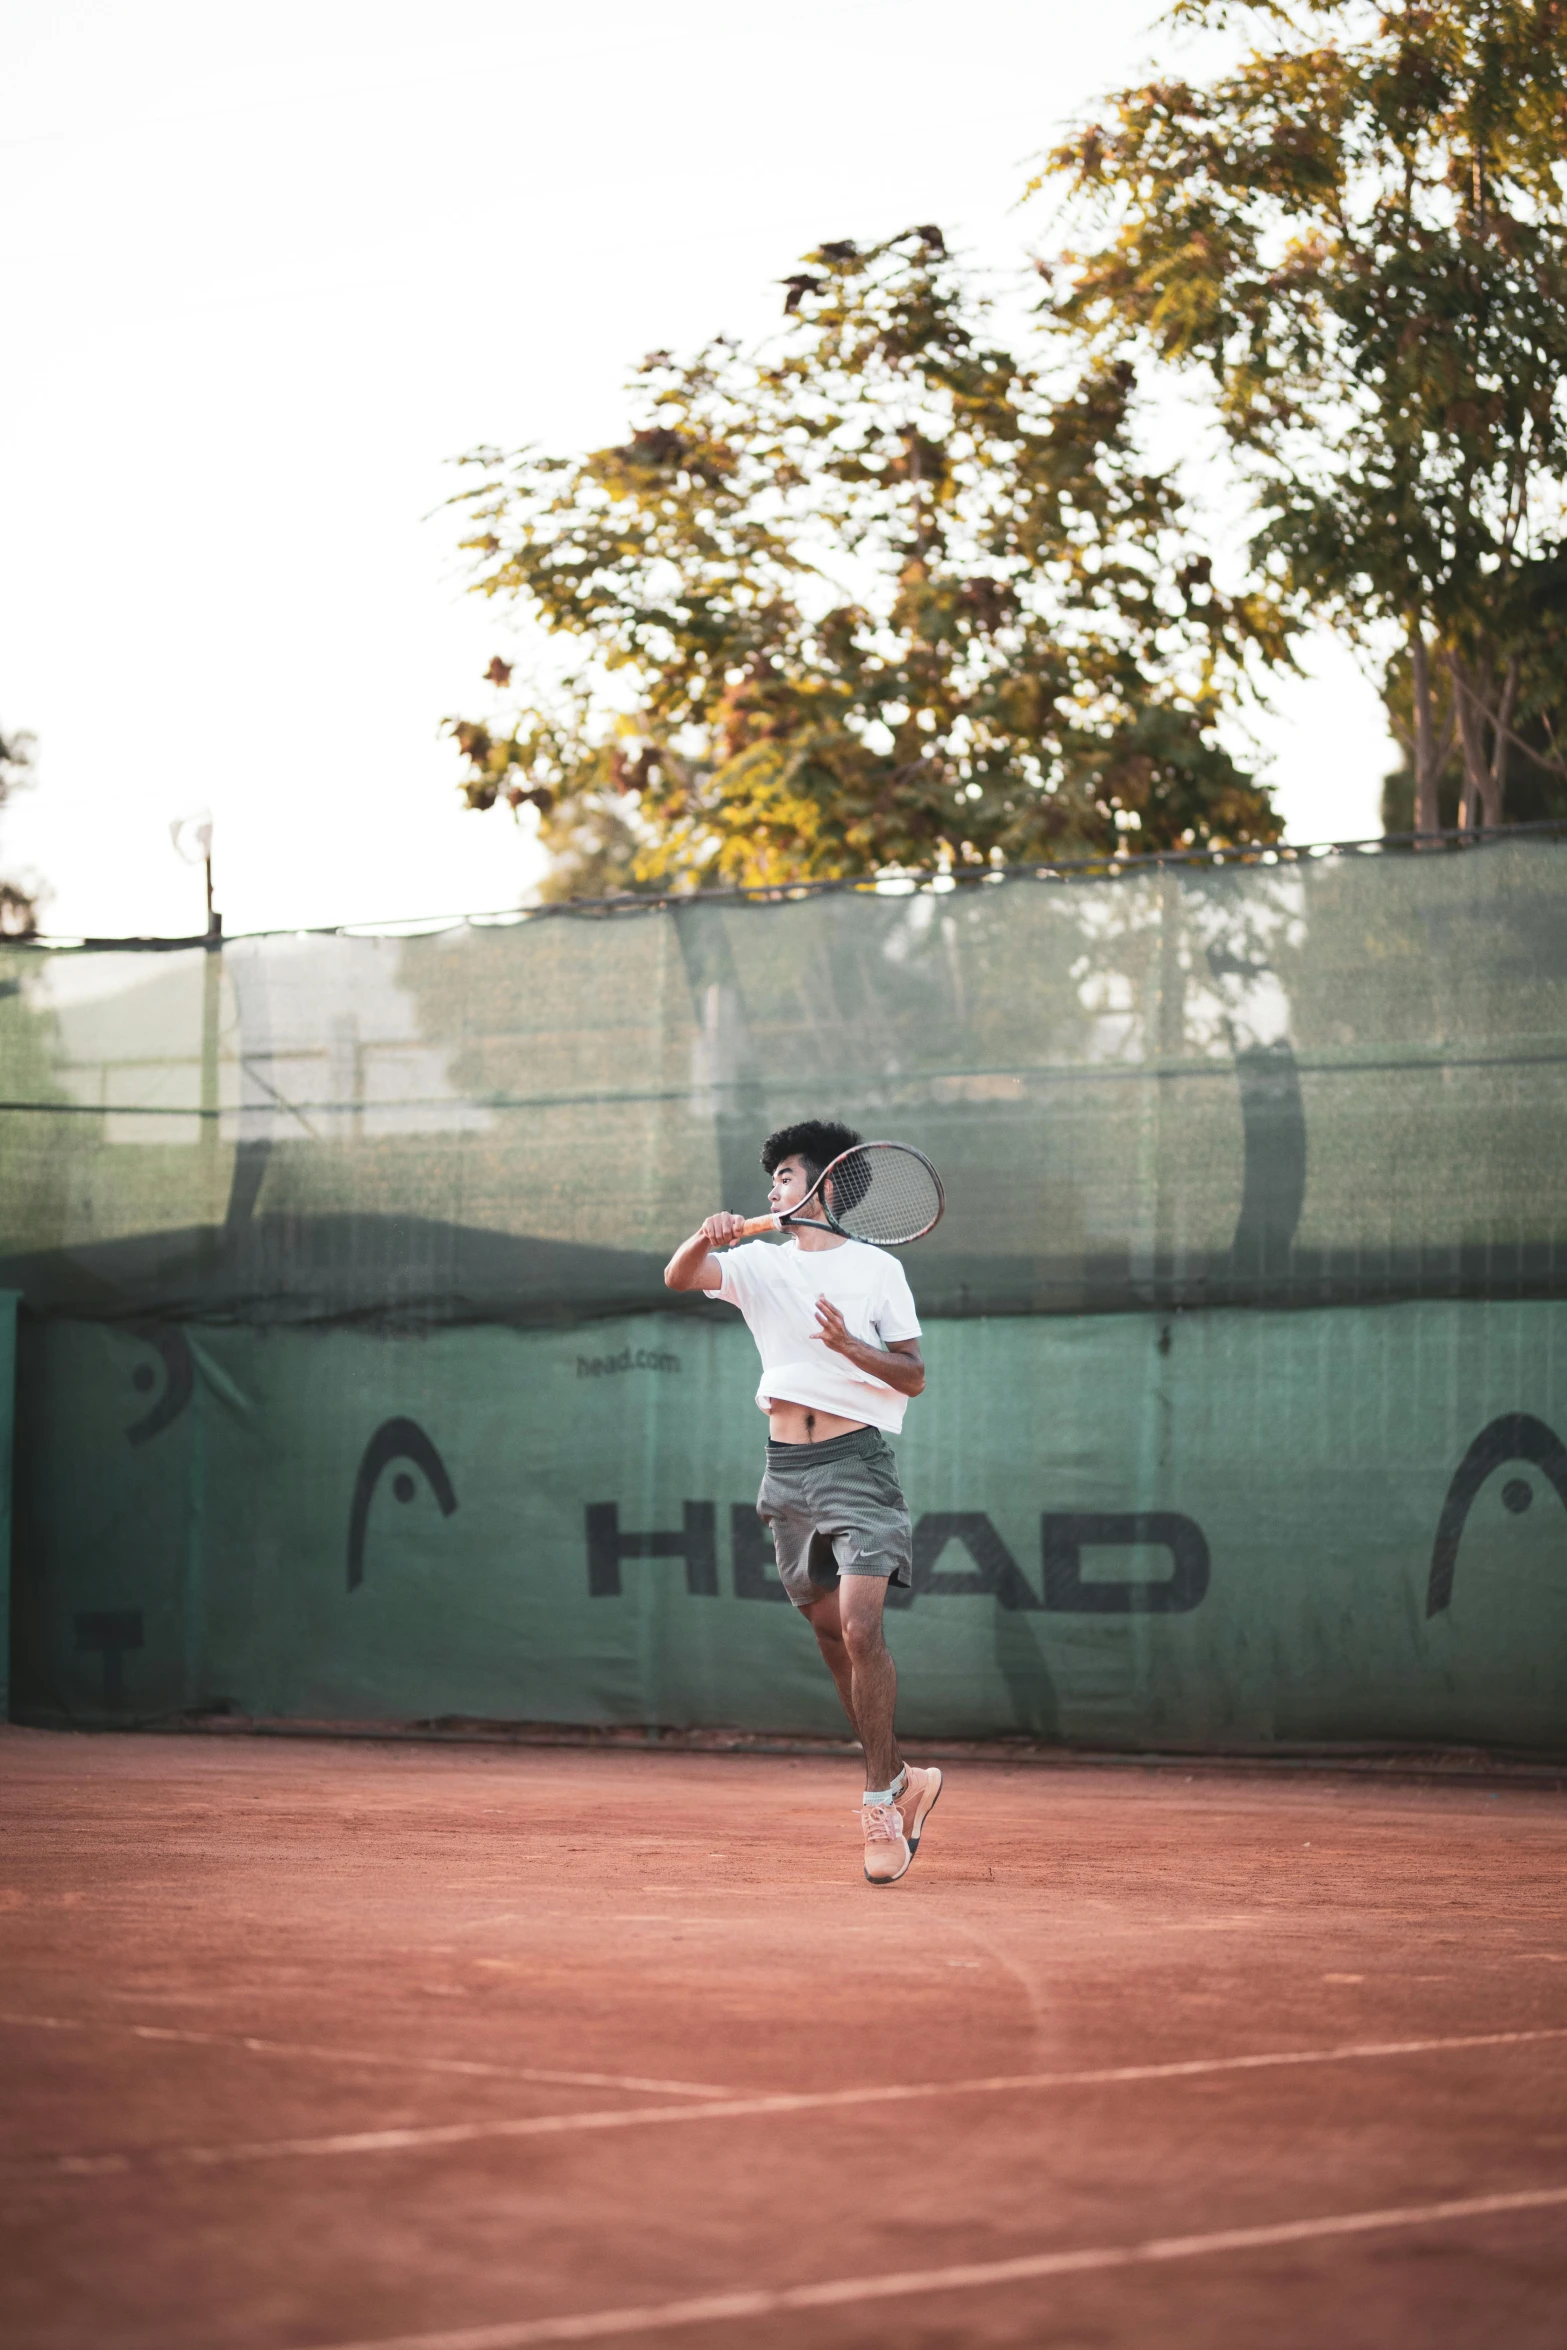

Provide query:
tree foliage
left=448, top=231, right=1285, bottom=896
left=1042, top=0, right=1567, bottom=833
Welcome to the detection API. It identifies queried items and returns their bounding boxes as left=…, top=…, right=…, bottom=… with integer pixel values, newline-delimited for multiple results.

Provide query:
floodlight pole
left=169, top=811, right=225, bottom=1241
left=200, top=842, right=222, bottom=1232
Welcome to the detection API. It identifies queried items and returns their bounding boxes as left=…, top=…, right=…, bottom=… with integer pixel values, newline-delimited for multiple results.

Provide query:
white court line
left=23, top=2025, right=1567, bottom=2179
left=0, top=2013, right=724, bottom=2100
left=297, top=2184, right=1567, bottom=2350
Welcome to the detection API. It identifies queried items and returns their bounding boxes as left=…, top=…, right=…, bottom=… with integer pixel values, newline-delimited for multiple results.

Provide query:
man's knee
left=839, top=1597, right=890, bottom=1664
left=802, top=1592, right=842, bottom=1643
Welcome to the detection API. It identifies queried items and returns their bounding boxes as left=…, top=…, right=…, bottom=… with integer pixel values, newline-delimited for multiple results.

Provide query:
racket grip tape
left=732, top=1213, right=782, bottom=1239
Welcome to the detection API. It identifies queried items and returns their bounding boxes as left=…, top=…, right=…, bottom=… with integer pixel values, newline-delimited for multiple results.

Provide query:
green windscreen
left=3, top=836, right=1565, bottom=1326
left=4, top=839, right=1565, bottom=1751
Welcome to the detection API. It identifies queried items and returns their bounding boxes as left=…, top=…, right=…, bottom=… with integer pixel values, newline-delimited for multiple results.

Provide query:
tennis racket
left=733, top=1141, right=945, bottom=1248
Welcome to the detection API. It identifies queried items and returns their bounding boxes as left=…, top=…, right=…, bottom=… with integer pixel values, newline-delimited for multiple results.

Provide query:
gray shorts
left=756, top=1426, right=913, bottom=1609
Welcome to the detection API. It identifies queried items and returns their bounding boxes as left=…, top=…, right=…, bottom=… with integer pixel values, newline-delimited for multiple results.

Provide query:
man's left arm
left=813, top=1298, right=925, bottom=1396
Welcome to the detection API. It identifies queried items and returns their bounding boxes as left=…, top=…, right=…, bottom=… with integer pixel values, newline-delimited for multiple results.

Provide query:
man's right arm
left=663, top=1213, right=748, bottom=1292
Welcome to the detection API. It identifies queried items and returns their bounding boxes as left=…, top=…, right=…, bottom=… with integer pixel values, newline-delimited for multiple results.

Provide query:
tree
left=1380, top=659, right=1567, bottom=828
left=447, top=230, right=1285, bottom=897
left=0, top=723, right=38, bottom=937
left=1042, top=0, right=1567, bottom=835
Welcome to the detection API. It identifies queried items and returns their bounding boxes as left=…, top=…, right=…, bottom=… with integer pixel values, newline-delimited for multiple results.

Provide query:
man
left=663, top=1119, right=941, bottom=1885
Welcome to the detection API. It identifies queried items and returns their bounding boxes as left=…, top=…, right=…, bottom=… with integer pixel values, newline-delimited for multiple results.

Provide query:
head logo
left=124, top=1326, right=194, bottom=1446
left=347, top=1418, right=458, bottom=1592
left=1425, top=1413, right=1567, bottom=1618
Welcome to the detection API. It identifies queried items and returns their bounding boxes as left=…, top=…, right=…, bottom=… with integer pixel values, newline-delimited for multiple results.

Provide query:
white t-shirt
left=715, top=1236, right=923, bottom=1433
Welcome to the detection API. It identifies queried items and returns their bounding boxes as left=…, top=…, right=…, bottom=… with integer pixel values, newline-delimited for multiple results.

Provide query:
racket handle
left=732, top=1213, right=782, bottom=1239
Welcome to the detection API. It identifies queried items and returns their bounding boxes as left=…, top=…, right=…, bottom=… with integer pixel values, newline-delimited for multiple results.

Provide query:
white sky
left=2, top=0, right=1394, bottom=942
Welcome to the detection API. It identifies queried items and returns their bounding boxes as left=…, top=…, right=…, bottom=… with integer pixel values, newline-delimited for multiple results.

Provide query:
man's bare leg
left=803, top=1585, right=860, bottom=1734
left=801, top=1579, right=903, bottom=1791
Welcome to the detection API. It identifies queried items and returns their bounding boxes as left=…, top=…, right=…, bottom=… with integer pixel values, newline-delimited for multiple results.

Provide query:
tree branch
left=1492, top=712, right=1567, bottom=779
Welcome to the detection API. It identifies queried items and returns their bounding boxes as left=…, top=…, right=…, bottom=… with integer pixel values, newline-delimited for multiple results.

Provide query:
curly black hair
left=759, top=1120, right=862, bottom=1184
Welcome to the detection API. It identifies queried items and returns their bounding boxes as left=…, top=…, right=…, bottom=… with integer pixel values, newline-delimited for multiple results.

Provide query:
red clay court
left=2, top=1728, right=1565, bottom=2350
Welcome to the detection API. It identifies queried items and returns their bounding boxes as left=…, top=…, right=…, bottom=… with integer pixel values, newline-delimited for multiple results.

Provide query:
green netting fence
left=4, top=837, right=1565, bottom=1750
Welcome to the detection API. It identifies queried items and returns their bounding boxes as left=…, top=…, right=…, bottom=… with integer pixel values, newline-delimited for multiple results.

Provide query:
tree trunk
left=1410, top=625, right=1441, bottom=836
left=1449, top=651, right=1520, bottom=831
left=1482, top=657, right=1519, bottom=831
left=1448, top=652, right=1489, bottom=831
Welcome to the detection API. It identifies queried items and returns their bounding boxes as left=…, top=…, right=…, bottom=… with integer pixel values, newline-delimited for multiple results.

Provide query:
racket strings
left=825, top=1145, right=943, bottom=1246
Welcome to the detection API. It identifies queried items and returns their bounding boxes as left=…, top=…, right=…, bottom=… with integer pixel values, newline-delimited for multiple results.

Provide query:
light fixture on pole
left=169, top=811, right=220, bottom=938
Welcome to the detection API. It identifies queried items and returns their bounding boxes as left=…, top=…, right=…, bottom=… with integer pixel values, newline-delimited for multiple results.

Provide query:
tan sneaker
left=897, top=1764, right=944, bottom=1862
left=861, top=1798, right=912, bottom=1885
